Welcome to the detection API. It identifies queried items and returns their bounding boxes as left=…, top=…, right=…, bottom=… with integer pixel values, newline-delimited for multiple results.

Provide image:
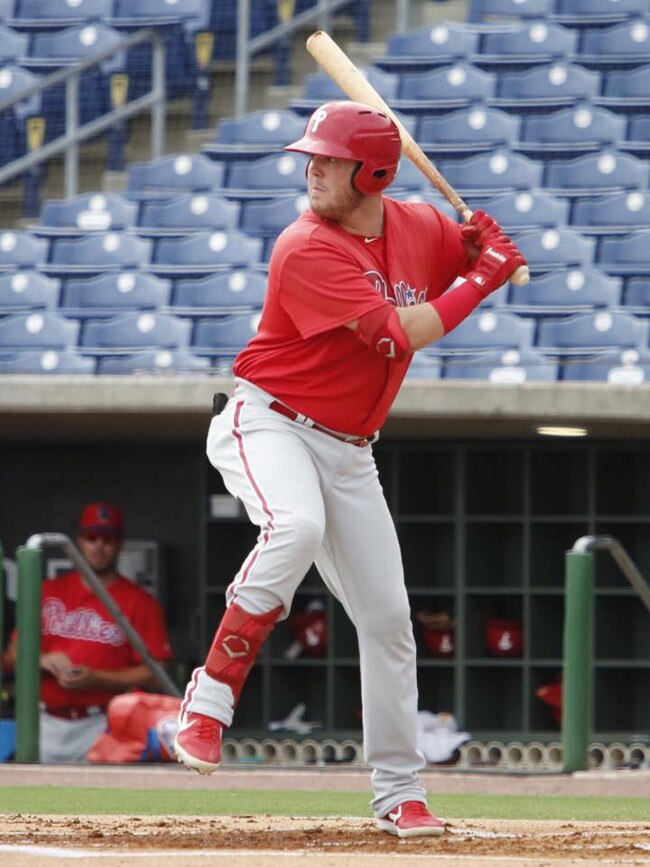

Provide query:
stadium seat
left=537, top=309, right=649, bottom=353
left=571, top=191, right=650, bottom=233
left=404, top=353, right=443, bottom=379
left=493, top=63, right=601, bottom=110
left=60, top=272, right=172, bottom=318
left=579, top=18, right=650, bottom=67
left=224, top=153, right=309, bottom=200
left=48, top=233, right=152, bottom=275
left=8, top=0, right=113, bottom=28
left=0, top=310, right=79, bottom=348
left=0, top=231, right=48, bottom=270
left=477, top=22, right=579, bottom=69
left=37, top=193, right=139, bottom=236
left=417, top=106, right=520, bottom=155
left=444, top=347, right=559, bottom=381
left=0, top=348, right=95, bottom=373
left=468, top=0, right=555, bottom=24
left=0, top=270, right=60, bottom=311
left=561, top=347, right=650, bottom=383
left=386, top=188, right=460, bottom=222
left=137, top=193, right=240, bottom=236
left=517, top=106, right=627, bottom=157
left=126, top=154, right=226, bottom=202
left=552, top=0, right=649, bottom=26
left=151, top=230, right=263, bottom=275
left=241, top=194, right=310, bottom=259
left=437, top=151, right=544, bottom=196
left=512, top=227, right=596, bottom=270
left=433, top=309, right=535, bottom=352
left=193, top=311, right=261, bottom=354
left=385, top=157, right=428, bottom=194
left=544, top=150, right=649, bottom=198
left=624, top=276, right=650, bottom=312
left=171, top=270, right=267, bottom=315
left=80, top=311, right=192, bottom=353
left=0, top=65, right=43, bottom=168
left=509, top=268, right=623, bottom=313
left=203, top=110, right=306, bottom=161
left=0, top=25, right=30, bottom=62
left=598, top=229, right=650, bottom=274
left=396, top=64, right=496, bottom=110
left=97, top=347, right=210, bottom=374
left=291, top=67, right=399, bottom=114
left=597, top=65, right=650, bottom=112
left=377, top=23, right=480, bottom=73
left=625, top=116, right=650, bottom=155
left=477, top=190, right=569, bottom=231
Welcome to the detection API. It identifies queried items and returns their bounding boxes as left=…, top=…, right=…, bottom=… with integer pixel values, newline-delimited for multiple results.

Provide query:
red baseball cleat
left=174, top=711, right=223, bottom=775
left=376, top=800, right=445, bottom=838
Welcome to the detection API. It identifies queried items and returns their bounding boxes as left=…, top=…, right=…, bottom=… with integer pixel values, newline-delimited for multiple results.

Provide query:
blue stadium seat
left=537, top=309, right=649, bottom=353
left=493, top=63, right=601, bottom=110
left=444, top=347, right=559, bottom=381
left=380, top=188, right=460, bottom=222
left=0, top=26, right=29, bottom=63
left=385, top=157, right=428, bottom=194
left=0, top=65, right=42, bottom=168
left=193, top=311, right=261, bottom=354
left=224, top=153, right=309, bottom=200
left=477, top=22, right=579, bottom=69
left=417, top=106, right=520, bottom=155
left=97, top=347, right=210, bottom=374
left=151, top=230, right=263, bottom=275
left=509, top=267, right=623, bottom=313
left=203, top=110, right=306, bottom=161
left=597, top=65, right=650, bottom=112
left=37, top=193, right=138, bottom=236
left=291, top=67, right=399, bottom=114
left=126, top=154, right=226, bottom=202
left=241, top=194, right=309, bottom=259
left=0, top=270, right=60, bottom=311
left=517, top=106, right=627, bottom=157
left=561, top=348, right=650, bottom=383
left=0, top=310, right=79, bottom=348
left=8, top=0, right=113, bottom=28
left=396, top=64, right=496, bottom=110
left=512, top=227, right=596, bottom=270
left=544, top=150, right=649, bottom=198
left=433, top=309, right=535, bottom=352
left=624, top=276, right=650, bottom=312
left=48, top=232, right=152, bottom=275
left=598, top=229, right=650, bottom=274
left=405, top=353, right=443, bottom=379
left=552, top=0, right=649, bottom=26
left=468, top=0, right=555, bottom=24
left=0, top=348, right=94, bottom=372
left=579, top=18, right=650, bottom=67
left=61, top=271, right=172, bottom=318
left=571, top=191, right=650, bottom=233
left=0, top=231, right=48, bottom=270
left=625, top=116, right=650, bottom=156
left=437, top=151, right=544, bottom=196
left=478, top=190, right=570, bottom=231
left=377, top=23, right=480, bottom=73
left=80, top=311, right=192, bottom=353
left=137, top=193, right=240, bottom=236
left=171, top=270, right=267, bottom=315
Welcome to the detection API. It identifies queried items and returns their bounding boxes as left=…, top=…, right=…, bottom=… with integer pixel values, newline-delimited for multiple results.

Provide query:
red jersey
left=38, top=571, right=172, bottom=710
left=234, top=197, right=469, bottom=436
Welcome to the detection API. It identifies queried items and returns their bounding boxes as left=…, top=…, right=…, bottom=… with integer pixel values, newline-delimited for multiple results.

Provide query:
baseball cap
left=79, top=502, right=124, bottom=537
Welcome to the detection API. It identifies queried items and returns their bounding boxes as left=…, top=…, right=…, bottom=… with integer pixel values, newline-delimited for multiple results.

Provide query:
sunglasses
left=80, top=530, right=119, bottom=543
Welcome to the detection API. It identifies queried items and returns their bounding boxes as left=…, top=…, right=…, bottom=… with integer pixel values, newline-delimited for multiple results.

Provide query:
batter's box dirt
left=0, top=815, right=648, bottom=863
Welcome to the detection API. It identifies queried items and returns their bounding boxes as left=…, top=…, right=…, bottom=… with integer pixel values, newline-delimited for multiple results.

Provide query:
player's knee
left=281, top=512, right=324, bottom=559
left=358, top=600, right=412, bottom=639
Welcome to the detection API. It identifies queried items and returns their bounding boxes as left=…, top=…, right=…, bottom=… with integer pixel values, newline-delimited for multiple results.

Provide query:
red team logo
left=364, top=270, right=427, bottom=307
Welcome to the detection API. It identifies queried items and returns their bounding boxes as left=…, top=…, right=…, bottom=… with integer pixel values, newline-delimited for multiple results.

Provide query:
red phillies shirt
left=234, top=197, right=470, bottom=435
left=38, top=571, right=172, bottom=710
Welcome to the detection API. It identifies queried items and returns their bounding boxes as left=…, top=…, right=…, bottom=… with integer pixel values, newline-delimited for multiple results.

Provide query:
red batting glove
left=460, top=209, right=503, bottom=248
left=465, top=234, right=527, bottom=297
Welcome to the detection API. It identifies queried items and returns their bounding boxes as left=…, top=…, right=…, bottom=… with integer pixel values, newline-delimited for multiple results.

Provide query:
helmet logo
left=310, top=109, right=328, bottom=133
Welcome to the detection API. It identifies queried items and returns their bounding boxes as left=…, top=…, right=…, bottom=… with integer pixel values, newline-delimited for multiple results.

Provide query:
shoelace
left=194, top=714, right=221, bottom=741
left=400, top=801, right=433, bottom=820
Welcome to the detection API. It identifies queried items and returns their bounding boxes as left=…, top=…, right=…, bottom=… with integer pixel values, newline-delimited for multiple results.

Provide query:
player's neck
left=338, top=195, right=384, bottom=239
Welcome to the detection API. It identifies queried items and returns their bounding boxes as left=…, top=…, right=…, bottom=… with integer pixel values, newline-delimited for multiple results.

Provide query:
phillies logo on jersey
left=364, top=270, right=427, bottom=307
left=42, top=597, right=125, bottom=646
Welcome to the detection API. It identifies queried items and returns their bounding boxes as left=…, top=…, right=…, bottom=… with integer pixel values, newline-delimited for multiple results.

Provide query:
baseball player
left=6, top=502, right=172, bottom=762
left=175, top=101, right=526, bottom=837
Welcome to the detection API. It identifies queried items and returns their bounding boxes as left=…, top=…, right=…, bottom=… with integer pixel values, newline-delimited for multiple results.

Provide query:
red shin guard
left=205, top=603, right=283, bottom=703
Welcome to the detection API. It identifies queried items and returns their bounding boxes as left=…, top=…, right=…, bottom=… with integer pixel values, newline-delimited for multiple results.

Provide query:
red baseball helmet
left=284, top=100, right=401, bottom=195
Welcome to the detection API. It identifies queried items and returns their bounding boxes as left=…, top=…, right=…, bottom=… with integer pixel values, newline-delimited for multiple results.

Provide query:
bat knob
left=511, top=265, right=530, bottom=287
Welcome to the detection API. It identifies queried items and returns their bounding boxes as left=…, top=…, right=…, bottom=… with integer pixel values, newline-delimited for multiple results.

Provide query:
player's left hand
left=57, top=664, right=96, bottom=690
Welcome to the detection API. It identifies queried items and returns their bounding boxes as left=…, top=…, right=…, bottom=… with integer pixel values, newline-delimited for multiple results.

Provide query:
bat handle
left=459, top=206, right=530, bottom=286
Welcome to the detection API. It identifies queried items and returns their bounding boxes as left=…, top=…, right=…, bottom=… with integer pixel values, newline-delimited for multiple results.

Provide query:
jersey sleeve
left=279, top=239, right=388, bottom=339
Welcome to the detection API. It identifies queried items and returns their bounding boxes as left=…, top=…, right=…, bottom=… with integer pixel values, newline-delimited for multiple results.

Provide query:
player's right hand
left=460, top=209, right=502, bottom=248
left=40, top=651, right=73, bottom=677
left=466, top=235, right=527, bottom=297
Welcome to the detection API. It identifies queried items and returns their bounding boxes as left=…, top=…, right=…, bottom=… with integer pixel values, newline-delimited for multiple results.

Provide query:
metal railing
left=15, top=534, right=180, bottom=763
left=562, top=535, right=650, bottom=773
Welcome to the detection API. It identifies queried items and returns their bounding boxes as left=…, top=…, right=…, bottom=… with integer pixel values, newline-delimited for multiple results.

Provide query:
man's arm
left=57, top=662, right=162, bottom=692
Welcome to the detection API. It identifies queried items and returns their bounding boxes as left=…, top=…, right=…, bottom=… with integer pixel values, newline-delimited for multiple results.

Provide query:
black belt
left=269, top=401, right=373, bottom=448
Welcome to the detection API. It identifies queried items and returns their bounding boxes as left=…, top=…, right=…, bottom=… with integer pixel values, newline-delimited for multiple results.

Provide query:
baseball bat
left=305, top=30, right=530, bottom=286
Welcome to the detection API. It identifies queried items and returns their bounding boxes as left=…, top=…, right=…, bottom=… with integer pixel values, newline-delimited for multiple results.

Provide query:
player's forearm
left=92, top=663, right=162, bottom=692
left=395, top=304, right=445, bottom=351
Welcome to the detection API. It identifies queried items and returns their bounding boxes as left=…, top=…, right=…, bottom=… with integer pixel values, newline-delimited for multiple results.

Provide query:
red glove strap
left=429, top=280, right=484, bottom=335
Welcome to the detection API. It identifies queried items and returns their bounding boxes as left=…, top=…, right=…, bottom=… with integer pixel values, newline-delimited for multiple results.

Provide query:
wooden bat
left=305, top=30, right=530, bottom=286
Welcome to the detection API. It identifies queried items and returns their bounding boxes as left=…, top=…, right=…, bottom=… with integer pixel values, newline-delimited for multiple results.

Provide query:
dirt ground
left=0, top=764, right=648, bottom=866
